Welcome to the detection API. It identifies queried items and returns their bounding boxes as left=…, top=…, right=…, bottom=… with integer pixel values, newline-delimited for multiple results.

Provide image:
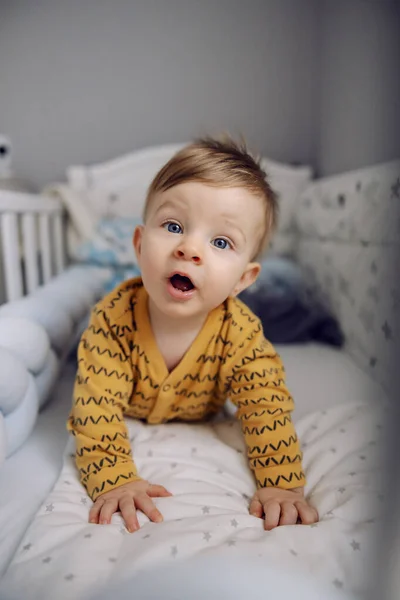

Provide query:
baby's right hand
left=88, top=480, right=172, bottom=533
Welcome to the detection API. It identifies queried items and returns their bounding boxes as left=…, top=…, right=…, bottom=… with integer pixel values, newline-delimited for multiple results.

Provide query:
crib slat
left=21, top=213, right=39, bottom=294
left=52, top=213, right=65, bottom=274
left=1, top=213, right=23, bottom=301
left=39, top=214, right=52, bottom=283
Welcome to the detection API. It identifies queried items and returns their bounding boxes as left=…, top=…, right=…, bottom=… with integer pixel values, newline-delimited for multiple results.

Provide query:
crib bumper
left=0, top=318, right=60, bottom=464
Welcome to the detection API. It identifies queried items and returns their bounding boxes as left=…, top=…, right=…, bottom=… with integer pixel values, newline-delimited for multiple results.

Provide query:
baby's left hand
left=249, top=486, right=318, bottom=530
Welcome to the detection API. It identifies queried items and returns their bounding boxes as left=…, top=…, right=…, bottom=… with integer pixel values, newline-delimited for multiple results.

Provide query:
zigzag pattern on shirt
left=214, top=335, right=234, bottom=348
left=247, top=435, right=298, bottom=455
left=239, top=408, right=284, bottom=419
left=86, top=364, right=134, bottom=384
left=196, top=353, right=225, bottom=365
left=101, top=432, right=129, bottom=442
left=231, top=382, right=289, bottom=395
left=110, top=323, right=133, bottom=338
left=181, top=372, right=218, bottom=384
left=91, top=472, right=137, bottom=498
left=71, top=413, right=123, bottom=427
left=75, top=395, right=126, bottom=410
left=128, top=340, right=150, bottom=363
left=80, top=453, right=119, bottom=476
left=87, top=324, right=111, bottom=340
left=250, top=454, right=302, bottom=469
left=241, top=415, right=292, bottom=434
left=234, top=394, right=289, bottom=406
left=233, top=347, right=272, bottom=370
left=105, top=389, right=129, bottom=401
left=131, top=365, right=160, bottom=390
left=231, top=371, right=284, bottom=384
left=173, top=388, right=214, bottom=399
left=256, top=471, right=305, bottom=488
left=76, top=443, right=131, bottom=457
left=104, top=281, right=140, bottom=310
left=244, top=324, right=263, bottom=345
left=126, top=404, right=153, bottom=418
left=75, top=374, right=89, bottom=386
left=130, top=390, right=155, bottom=403
left=170, top=400, right=215, bottom=416
left=81, top=339, right=129, bottom=363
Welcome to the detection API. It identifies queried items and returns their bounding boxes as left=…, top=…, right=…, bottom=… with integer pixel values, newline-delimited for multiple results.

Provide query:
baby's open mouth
left=169, top=274, right=195, bottom=292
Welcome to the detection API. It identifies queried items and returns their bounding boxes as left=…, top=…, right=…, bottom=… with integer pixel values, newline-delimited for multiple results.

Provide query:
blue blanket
left=239, top=258, right=343, bottom=346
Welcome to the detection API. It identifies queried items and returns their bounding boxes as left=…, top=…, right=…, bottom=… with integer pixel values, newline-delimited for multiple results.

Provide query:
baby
left=67, top=136, right=318, bottom=533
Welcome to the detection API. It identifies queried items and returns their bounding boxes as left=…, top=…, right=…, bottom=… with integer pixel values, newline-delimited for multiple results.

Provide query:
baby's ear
left=133, top=225, right=144, bottom=260
left=231, top=262, right=261, bottom=297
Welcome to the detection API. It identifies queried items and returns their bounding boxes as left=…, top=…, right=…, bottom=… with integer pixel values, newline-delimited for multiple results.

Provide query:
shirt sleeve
left=67, top=306, right=141, bottom=501
left=222, top=322, right=306, bottom=490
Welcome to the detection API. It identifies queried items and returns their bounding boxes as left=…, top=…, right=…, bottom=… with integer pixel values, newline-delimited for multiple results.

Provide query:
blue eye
left=164, top=222, right=182, bottom=234
left=212, top=238, right=231, bottom=250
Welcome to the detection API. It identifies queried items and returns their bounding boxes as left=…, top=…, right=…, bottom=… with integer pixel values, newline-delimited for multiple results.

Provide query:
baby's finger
left=147, top=484, right=173, bottom=498
left=263, top=500, right=281, bottom=531
left=99, top=498, right=119, bottom=525
left=88, top=499, right=105, bottom=524
left=249, top=497, right=263, bottom=518
left=134, top=492, right=163, bottom=523
left=296, top=501, right=319, bottom=525
left=279, top=501, right=298, bottom=526
left=119, top=496, right=140, bottom=533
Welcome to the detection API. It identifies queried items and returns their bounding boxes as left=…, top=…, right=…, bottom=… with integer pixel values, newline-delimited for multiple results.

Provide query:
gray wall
left=318, top=0, right=400, bottom=175
left=0, top=0, right=320, bottom=190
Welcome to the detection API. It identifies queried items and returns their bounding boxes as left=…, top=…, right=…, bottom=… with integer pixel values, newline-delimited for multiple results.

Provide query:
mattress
left=0, top=343, right=386, bottom=599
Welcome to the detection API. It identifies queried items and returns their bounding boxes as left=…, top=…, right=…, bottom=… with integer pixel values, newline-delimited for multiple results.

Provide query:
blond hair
left=143, top=135, right=278, bottom=259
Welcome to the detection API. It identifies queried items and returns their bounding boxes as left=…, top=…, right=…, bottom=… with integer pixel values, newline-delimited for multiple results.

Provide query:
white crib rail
left=0, top=190, right=66, bottom=303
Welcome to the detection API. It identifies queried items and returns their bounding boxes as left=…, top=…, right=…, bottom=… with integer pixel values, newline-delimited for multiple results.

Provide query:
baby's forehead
left=147, top=181, right=263, bottom=215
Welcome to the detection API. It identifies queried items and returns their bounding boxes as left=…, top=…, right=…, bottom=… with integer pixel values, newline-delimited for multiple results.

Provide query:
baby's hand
left=249, top=486, right=318, bottom=530
left=88, top=480, right=172, bottom=533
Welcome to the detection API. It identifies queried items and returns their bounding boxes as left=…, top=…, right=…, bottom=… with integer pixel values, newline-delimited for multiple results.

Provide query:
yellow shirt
left=68, top=277, right=305, bottom=501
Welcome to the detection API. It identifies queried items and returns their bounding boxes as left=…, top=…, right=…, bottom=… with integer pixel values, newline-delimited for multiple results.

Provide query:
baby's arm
left=68, top=307, right=171, bottom=530
left=223, top=325, right=318, bottom=528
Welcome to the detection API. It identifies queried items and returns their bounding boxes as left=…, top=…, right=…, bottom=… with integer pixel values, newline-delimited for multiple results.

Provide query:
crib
left=0, top=145, right=398, bottom=600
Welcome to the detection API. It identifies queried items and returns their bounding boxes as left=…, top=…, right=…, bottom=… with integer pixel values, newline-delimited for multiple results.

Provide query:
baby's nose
left=174, top=240, right=202, bottom=264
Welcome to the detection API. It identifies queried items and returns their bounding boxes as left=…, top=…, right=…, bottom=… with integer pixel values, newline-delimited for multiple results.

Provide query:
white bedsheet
left=0, top=343, right=386, bottom=599
left=0, top=398, right=382, bottom=600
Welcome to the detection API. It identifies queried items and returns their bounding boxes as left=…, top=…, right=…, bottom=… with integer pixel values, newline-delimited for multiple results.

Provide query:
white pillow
left=67, top=143, right=186, bottom=220
left=260, top=157, right=312, bottom=233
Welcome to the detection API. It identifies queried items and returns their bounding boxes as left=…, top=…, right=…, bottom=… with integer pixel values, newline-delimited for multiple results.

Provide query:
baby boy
left=67, top=136, right=318, bottom=533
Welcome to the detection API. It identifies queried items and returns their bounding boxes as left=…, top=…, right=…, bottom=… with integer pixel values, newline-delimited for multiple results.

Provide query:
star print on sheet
left=350, top=540, right=360, bottom=551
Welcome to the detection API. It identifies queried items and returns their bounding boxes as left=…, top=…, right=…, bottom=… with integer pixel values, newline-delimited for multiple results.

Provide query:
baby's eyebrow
left=155, top=199, right=185, bottom=214
left=219, top=215, right=246, bottom=242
